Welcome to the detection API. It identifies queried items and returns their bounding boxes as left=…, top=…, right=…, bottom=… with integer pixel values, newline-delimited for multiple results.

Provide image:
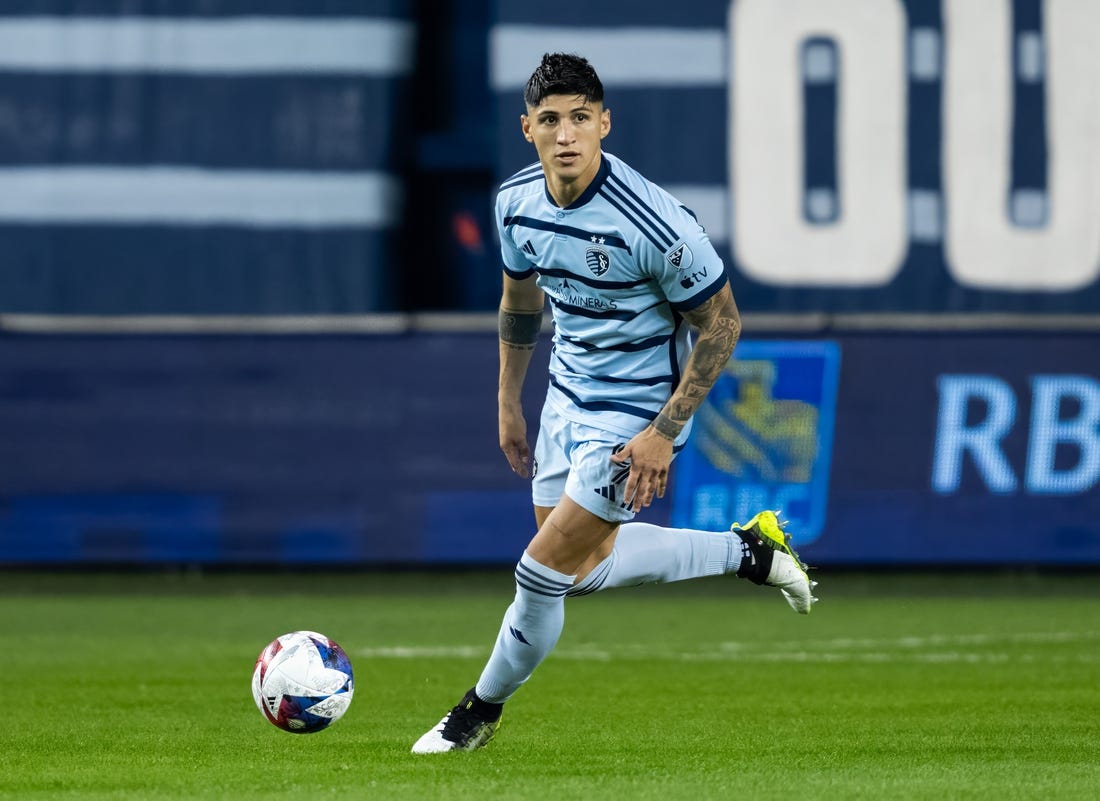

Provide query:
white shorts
left=531, top=403, right=642, bottom=523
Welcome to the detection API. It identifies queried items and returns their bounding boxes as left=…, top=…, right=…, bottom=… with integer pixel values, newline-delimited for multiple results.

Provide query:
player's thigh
left=526, top=495, right=618, bottom=575
left=533, top=504, right=618, bottom=584
left=534, top=505, right=554, bottom=529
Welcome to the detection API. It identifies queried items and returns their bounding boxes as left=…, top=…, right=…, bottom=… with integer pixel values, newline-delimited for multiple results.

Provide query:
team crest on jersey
left=585, top=246, right=611, bottom=277
left=666, top=242, right=693, bottom=271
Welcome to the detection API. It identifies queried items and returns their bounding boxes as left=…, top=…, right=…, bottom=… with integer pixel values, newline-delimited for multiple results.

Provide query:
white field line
left=358, top=631, right=1100, bottom=664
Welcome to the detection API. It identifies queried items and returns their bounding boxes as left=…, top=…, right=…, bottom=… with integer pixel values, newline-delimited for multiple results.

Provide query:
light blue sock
left=568, top=522, right=738, bottom=597
left=475, top=551, right=576, bottom=703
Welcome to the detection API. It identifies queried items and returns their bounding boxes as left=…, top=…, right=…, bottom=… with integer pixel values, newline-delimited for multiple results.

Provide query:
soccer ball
left=251, top=630, right=354, bottom=733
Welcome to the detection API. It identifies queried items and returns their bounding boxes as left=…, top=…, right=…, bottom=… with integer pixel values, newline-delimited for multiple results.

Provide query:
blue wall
left=0, top=2, right=414, bottom=313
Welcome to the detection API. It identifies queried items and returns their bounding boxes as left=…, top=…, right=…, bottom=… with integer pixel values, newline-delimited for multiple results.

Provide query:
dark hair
left=523, top=52, right=604, bottom=108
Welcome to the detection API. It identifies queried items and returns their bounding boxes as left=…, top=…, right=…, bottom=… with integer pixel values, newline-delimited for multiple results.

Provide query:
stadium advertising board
left=802, top=332, right=1100, bottom=564
left=0, top=332, right=1096, bottom=566
left=670, top=342, right=841, bottom=547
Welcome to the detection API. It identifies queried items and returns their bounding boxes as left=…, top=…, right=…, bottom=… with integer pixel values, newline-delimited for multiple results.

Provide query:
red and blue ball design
left=251, top=631, right=354, bottom=734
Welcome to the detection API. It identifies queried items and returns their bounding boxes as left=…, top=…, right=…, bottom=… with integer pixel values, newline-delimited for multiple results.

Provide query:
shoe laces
left=440, top=696, right=495, bottom=743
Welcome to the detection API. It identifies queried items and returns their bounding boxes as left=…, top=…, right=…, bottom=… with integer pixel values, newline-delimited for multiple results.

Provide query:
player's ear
left=600, top=107, right=611, bottom=140
left=521, top=114, right=534, bottom=143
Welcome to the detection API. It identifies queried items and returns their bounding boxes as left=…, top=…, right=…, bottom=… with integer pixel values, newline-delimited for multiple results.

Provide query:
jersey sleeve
left=641, top=201, right=728, bottom=312
left=495, top=193, right=535, bottom=279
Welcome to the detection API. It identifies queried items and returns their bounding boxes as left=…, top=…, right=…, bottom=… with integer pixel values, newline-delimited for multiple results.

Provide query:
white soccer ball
left=251, top=630, right=354, bottom=733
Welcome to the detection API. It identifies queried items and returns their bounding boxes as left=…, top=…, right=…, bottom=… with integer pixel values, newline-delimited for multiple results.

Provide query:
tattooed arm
left=652, top=282, right=741, bottom=440
left=611, top=281, right=741, bottom=511
left=498, top=272, right=546, bottom=478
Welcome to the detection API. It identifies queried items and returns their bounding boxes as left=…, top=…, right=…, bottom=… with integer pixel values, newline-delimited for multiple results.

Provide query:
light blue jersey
left=496, top=151, right=728, bottom=440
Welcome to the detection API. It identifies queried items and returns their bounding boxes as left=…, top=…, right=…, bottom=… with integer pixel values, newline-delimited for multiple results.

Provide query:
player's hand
left=499, top=401, right=531, bottom=478
left=610, top=427, right=674, bottom=512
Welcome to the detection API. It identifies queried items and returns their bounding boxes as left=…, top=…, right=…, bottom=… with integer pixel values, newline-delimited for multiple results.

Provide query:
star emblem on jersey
left=666, top=242, right=693, bottom=271
left=585, top=246, right=610, bottom=277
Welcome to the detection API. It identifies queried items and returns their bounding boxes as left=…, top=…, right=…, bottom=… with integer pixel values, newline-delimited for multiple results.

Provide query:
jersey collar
left=544, top=154, right=611, bottom=210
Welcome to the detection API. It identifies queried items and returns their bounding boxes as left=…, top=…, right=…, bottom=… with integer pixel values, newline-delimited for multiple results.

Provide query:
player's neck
left=544, top=153, right=603, bottom=208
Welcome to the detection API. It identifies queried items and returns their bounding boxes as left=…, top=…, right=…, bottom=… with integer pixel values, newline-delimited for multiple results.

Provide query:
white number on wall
left=943, top=0, right=1100, bottom=291
left=729, top=0, right=907, bottom=287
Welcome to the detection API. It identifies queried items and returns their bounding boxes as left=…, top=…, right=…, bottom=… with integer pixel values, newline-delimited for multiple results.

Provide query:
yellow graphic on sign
left=695, top=360, right=818, bottom=482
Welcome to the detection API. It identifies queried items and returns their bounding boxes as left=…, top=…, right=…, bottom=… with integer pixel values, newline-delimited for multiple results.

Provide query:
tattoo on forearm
left=658, top=292, right=742, bottom=429
left=498, top=308, right=542, bottom=349
left=651, top=411, right=682, bottom=441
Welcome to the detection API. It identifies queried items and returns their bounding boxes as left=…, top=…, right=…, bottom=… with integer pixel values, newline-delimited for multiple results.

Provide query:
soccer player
left=412, top=53, right=817, bottom=754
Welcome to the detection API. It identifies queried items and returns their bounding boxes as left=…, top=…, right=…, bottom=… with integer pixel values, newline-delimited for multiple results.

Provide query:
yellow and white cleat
left=731, top=510, right=818, bottom=614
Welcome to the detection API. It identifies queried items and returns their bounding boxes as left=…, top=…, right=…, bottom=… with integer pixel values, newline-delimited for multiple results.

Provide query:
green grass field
left=1, top=570, right=1098, bottom=801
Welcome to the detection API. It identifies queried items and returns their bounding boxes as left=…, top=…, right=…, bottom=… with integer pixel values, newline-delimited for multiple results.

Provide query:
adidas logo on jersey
left=522, top=240, right=537, bottom=257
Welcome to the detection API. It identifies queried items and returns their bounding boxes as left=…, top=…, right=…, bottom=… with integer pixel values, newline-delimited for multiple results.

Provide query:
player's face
left=522, top=94, right=610, bottom=196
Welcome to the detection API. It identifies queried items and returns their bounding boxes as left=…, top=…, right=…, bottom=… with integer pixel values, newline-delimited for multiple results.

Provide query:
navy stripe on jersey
left=504, top=216, right=631, bottom=252
left=608, top=174, right=680, bottom=244
left=668, top=315, right=684, bottom=392
left=560, top=332, right=672, bottom=353
left=549, top=375, right=658, bottom=422
left=548, top=296, right=642, bottom=321
left=500, top=163, right=544, bottom=191
left=582, top=372, right=674, bottom=386
left=535, top=267, right=650, bottom=291
left=501, top=162, right=541, bottom=182
left=499, top=172, right=543, bottom=192
left=504, top=264, right=535, bottom=280
left=597, top=187, right=668, bottom=253
left=559, top=156, right=611, bottom=209
left=555, top=351, right=674, bottom=386
left=669, top=271, right=728, bottom=312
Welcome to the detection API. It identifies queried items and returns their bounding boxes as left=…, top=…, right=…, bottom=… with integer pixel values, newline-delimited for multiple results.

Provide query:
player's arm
left=654, top=281, right=741, bottom=440
left=498, top=272, right=545, bottom=477
left=612, top=281, right=741, bottom=510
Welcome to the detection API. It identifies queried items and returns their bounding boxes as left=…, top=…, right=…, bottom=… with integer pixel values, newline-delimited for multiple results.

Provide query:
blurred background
left=1, top=0, right=1097, bottom=569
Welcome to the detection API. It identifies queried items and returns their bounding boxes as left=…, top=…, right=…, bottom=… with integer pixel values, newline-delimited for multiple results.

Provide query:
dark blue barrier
left=1, top=329, right=1097, bottom=566
left=0, top=331, right=534, bottom=564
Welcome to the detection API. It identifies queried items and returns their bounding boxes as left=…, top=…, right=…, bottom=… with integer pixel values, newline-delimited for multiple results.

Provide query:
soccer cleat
left=731, top=510, right=817, bottom=614
left=410, top=688, right=503, bottom=754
